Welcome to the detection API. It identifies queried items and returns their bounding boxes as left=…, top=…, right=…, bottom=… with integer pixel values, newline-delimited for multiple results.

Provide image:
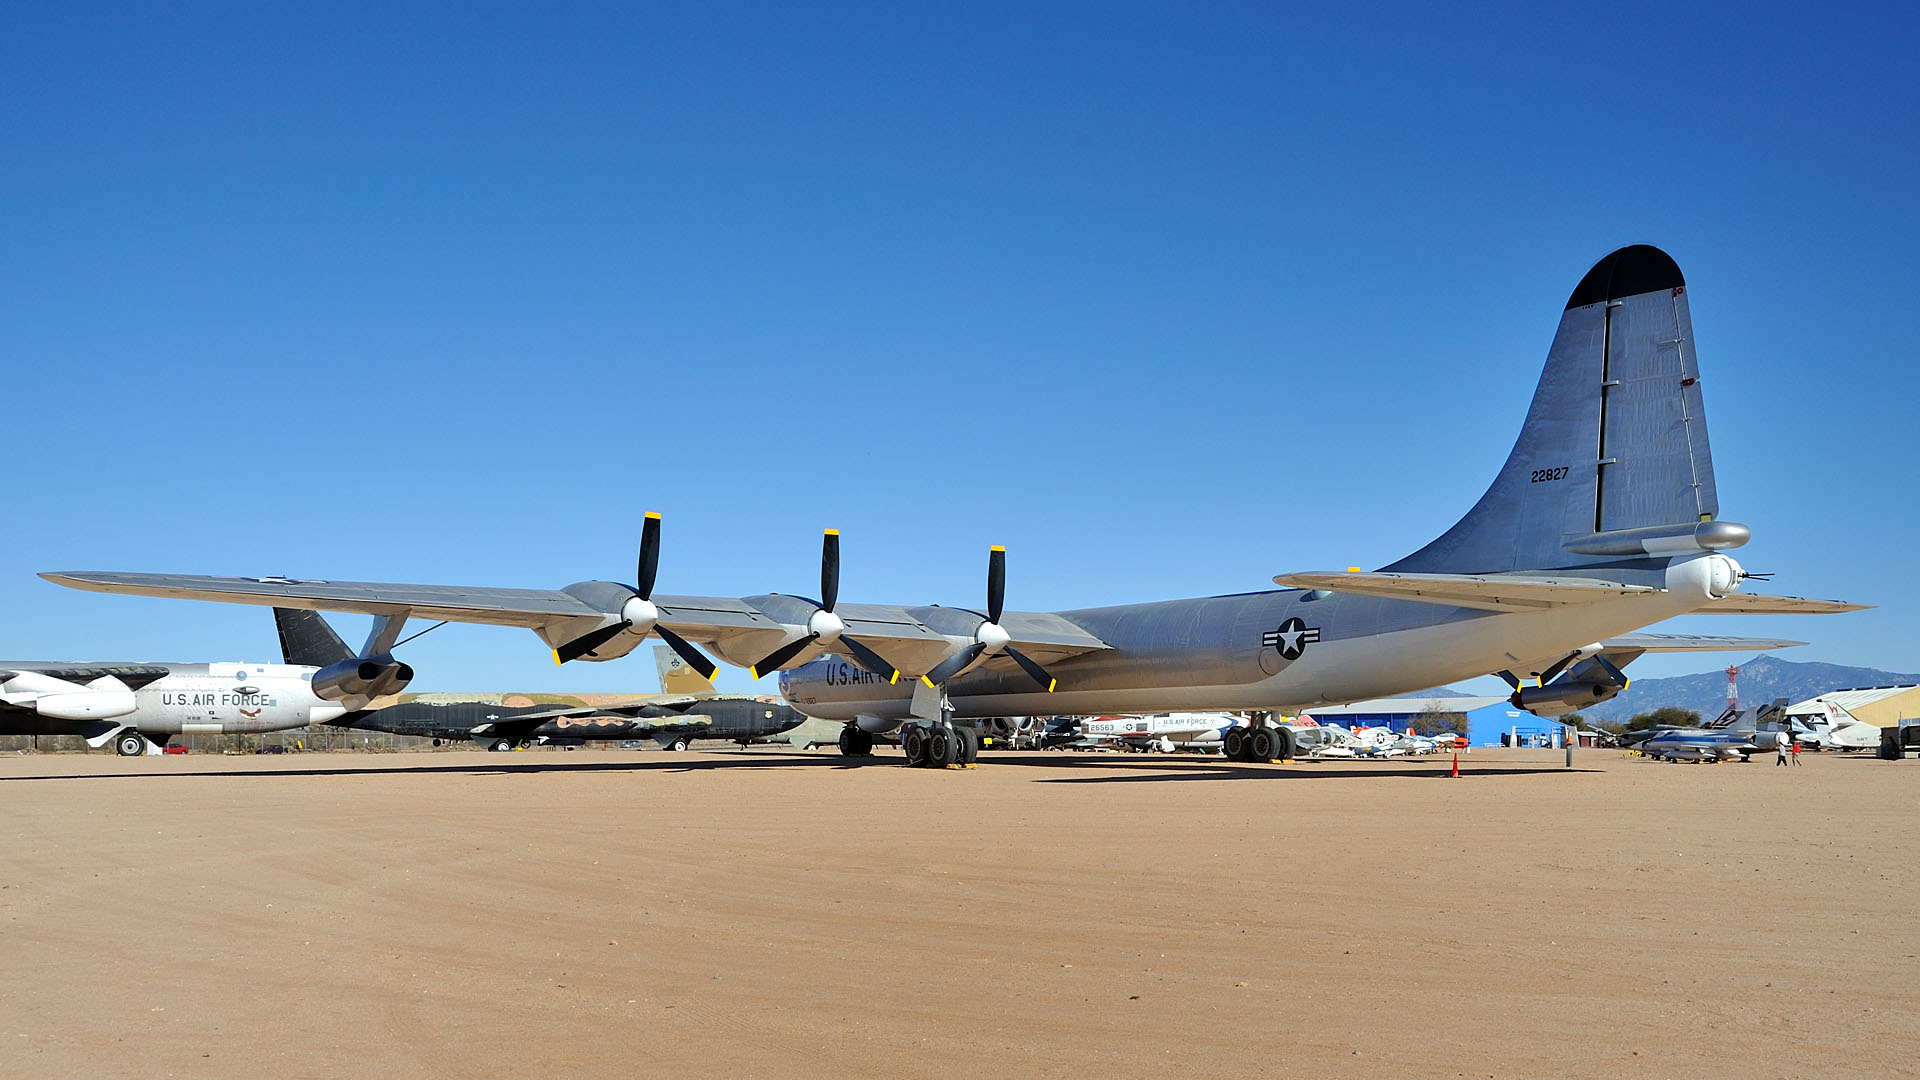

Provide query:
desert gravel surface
left=2, top=746, right=1914, bottom=1079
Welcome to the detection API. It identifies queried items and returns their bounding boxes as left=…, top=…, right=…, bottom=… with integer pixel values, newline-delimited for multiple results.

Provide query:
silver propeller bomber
left=43, top=246, right=1866, bottom=766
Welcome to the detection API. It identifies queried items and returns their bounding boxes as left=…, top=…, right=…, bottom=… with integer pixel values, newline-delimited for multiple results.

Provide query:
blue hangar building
left=1296, top=696, right=1565, bottom=747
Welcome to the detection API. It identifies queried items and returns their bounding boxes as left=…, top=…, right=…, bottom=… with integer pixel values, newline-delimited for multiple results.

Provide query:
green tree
left=1621, top=705, right=1701, bottom=732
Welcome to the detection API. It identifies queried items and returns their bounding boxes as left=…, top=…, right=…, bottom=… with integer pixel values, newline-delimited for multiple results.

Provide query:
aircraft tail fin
left=653, top=644, right=715, bottom=695
left=275, top=607, right=355, bottom=668
left=1387, top=245, right=1746, bottom=575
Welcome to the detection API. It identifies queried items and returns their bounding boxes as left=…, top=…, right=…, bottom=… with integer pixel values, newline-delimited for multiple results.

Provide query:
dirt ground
left=2, top=746, right=1914, bottom=1079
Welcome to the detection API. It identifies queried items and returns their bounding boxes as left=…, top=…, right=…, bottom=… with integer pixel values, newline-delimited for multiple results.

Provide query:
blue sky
left=2, top=2, right=1914, bottom=697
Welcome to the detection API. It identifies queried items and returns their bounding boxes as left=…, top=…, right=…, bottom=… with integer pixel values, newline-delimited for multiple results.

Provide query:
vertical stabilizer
left=1387, top=245, right=1742, bottom=574
left=654, top=644, right=716, bottom=695
left=275, top=608, right=354, bottom=667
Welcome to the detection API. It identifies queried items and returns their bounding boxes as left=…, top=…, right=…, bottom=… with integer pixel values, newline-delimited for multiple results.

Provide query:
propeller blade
left=750, top=633, right=820, bottom=680
left=653, top=624, right=720, bottom=682
left=1593, top=654, right=1630, bottom=688
left=554, top=621, right=631, bottom=664
left=838, top=636, right=900, bottom=684
left=1004, top=645, right=1056, bottom=692
left=637, top=512, right=662, bottom=600
left=1494, top=670, right=1521, bottom=690
left=923, top=642, right=986, bottom=687
left=987, top=546, right=1006, bottom=624
left=821, top=529, right=840, bottom=613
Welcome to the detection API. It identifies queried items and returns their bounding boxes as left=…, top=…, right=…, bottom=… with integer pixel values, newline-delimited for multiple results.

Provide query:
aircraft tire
left=115, top=732, right=146, bottom=757
left=670, top=737, right=691, bottom=752
left=490, top=740, right=512, bottom=752
left=956, top=726, right=979, bottom=765
left=927, top=726, right=957, bottom=768
left=1248, top=727, right=1277, bottom=762
left=837, top=726, right=872, bottom=757
left=1222, top=727, right=1248, bottom=761
left=903, top=726, right=929, bottom=767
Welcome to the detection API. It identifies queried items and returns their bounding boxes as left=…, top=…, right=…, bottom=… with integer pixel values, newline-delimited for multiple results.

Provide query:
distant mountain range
left=1564, top=655, right=1920, bottom=724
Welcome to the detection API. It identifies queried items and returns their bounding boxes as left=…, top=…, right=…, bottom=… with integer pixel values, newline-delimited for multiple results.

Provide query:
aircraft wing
left=1273, top=570, right=1659, bottom=611
left=42, top=572, right=1112, bottom=679
left=42, top=572, right=602, bottom=626
left=1599, top=633, right=1807, bottom=652
left=1694, top=594, right=1871, bottom=614
left=0, top=663, right=176, bottom=691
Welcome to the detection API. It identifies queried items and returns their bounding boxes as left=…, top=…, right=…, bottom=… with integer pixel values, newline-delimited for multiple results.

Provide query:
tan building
left=1786, top=685, right=1920, bottom=728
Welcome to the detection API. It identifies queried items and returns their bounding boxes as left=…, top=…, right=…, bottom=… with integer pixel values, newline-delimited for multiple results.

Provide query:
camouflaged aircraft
left=273, top=614, right=804, bottom=751
left=45, top=246, right=1864, bottom=768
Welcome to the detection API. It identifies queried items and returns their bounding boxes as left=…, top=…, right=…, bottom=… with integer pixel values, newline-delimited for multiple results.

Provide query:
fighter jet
left=274, top=610, right=804, bottom=751
left=45, top=246, right=1866, bottom=769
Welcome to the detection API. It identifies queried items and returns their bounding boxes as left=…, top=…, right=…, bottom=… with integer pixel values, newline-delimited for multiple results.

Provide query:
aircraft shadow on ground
left=0, top=751, right=1599, bottom=783
left=990, top=755, right=1599, bottom=782
left=0, top=752, right=872, bottom=783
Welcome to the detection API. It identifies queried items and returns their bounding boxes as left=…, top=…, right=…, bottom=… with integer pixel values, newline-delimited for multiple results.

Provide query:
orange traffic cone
left=1450, top=751, right=1459, bottom=778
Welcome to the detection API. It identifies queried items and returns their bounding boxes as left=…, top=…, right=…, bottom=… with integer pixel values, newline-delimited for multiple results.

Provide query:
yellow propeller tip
left=1047, top=679, right=1057, bottom=693
left=921, top=675, right=935, bottom=689
left=749, top=667, right=762, bottom=680
left=645, top=511, right=661, bottom=520
left=551, top=651, right=562, bottom=666
left=824, top=528, right=839, bottom=536
left=888, top=671, right=899, bottom=684
left=990, top=545, right=1005, bottom=553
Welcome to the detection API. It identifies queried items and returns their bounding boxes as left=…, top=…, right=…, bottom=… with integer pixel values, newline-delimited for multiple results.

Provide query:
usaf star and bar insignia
left=1262, top=617, right=1321, bottom=661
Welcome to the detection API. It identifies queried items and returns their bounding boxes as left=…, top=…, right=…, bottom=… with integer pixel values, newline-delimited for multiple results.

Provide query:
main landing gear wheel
left=115, top=732, right=147, bottom=757
left=489, top=740, right=512, bottom=752
left=926, top=726, right=957, bottom=768
left=669, top=737, right=691, bottom=752
left=956, top=726, right=980, bottom=765
left=1222, top=727, right=1248, bottom=761
left=903, top=725, right=929, bottom=766
left=1248, top=727, right=1278, bottom=763
left=837, top=726, right=874, bottom=757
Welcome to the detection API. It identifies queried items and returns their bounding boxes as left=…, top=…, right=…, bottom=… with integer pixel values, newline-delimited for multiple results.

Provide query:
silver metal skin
left=0, top=661, right=346, bottom=748
left=41, top=247, right=1866, bottom=739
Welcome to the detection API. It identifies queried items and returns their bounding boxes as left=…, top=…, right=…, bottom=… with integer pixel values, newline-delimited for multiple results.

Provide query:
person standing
left=1777, top=735, right=1791, bottom=766
left=1791, top=735, right=1803, bottom=765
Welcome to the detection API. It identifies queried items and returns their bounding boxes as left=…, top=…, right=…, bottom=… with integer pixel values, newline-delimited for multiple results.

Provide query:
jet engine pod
left=33, top=690, right=138, bottom=720
left=310, top=654, right=415, bottom=702
left=1509, top=680, right=1621, bottom=718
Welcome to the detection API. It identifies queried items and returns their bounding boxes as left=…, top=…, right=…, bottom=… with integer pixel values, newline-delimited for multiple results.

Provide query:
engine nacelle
left=34, top=690, right=138, bottom=720
left=1509, top=680, right=1622, bottom=717
left=310, top=654, right=415, bottom=703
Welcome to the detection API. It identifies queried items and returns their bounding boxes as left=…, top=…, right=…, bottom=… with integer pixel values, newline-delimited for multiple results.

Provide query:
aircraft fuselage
left=781, top=554, right=1736, bottom=726
left=0, top=662, right=341, bottom=738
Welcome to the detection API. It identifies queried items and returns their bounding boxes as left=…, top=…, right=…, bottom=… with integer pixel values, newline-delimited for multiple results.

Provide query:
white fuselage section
left=0, top=662, right=344, bottom=736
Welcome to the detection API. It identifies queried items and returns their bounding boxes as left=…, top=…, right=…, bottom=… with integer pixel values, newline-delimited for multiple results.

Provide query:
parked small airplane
left=45, top=247, right=1865, bottom=769
left=1081, top=712, right=1236, bottom=753
left=272, top=611, right=804, bottom=751
left=1636, top=726, right=1760, bottom=763
left=1777, top=698, right=1883, bottom=751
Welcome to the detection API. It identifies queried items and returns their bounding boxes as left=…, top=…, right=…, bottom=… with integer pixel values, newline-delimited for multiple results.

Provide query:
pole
left=1565, top=724, right=1573, bottom=767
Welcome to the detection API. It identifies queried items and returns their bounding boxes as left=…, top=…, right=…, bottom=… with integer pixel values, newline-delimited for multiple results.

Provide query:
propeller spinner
left=922, top=546, right=1056, bottom=692
left=552, top=512, right=721, bottom=680
left=747, top=530, right=901, bottom=682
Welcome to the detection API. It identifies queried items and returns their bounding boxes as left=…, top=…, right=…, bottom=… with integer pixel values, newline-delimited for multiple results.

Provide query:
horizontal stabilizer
left=1600, top=633, right=1805, bottom=653
left=1273, top=570, right=1659, bottom=612
left=1696, top=594, right=1871, bottom=614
